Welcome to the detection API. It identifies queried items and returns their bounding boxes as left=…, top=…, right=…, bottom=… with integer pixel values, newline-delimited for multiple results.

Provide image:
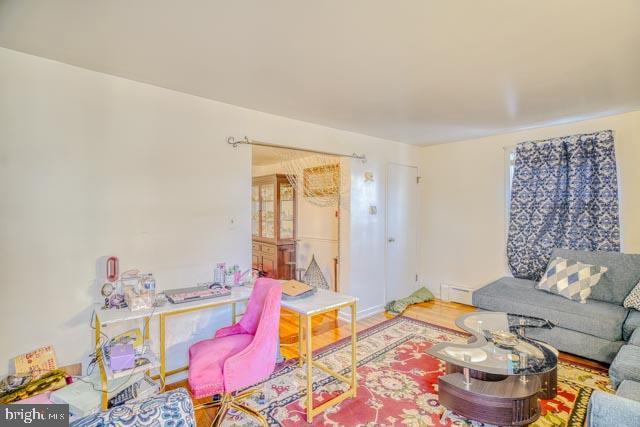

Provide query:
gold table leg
left=232, top=302, right=237, bottom=324
left=159, top=313, right=166, bottom=392
left=95, top=317, right=108, bottom=410
left=303, top=302, right=358, bottom=422
left=298, top=313, right=304, bottom=367
left=144, top=316, right=151, bottom=376
left=305, top=314, right=313, bottom=423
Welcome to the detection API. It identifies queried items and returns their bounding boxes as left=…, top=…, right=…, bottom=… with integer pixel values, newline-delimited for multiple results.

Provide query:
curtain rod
left=226, top=136, right=367, bottom=162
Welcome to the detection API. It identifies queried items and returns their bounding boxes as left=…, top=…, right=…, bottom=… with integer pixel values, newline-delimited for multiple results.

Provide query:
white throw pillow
left=536, top=257, right=607, bottom=303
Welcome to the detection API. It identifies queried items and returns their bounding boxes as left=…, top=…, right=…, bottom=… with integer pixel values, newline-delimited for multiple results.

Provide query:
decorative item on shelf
left=121, top=270, right=153, bottom=311
left=154, top=292, right=167, bottom=307
left=302, top=255, right=329, bottom=290
left=120, top=269, right=141, bottom=291
left=109, top=329, right=143, bottom=349
left=97, top=255, right=126, bottom=309
left=101, top=282, right=126, bottom=309
left=106, top=256, right=119, bottom=282
left=214, top=262, right=226, bottom=285
left=239, top=269, right=255, bottom=287
left=225, top=264, right=241, bottom=286
left=142, top=273, right=156, bottom=305
left=110, top=344, right=135, bottom=371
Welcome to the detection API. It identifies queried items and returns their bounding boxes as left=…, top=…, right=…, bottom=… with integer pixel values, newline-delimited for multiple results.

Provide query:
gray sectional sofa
left=472, top=248, right=640, bottom=364
left=588, top=328, right=640, bottom=426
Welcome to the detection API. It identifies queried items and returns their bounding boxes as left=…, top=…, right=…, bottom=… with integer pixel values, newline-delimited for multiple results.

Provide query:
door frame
left=384, top=162, right=421, bottom=304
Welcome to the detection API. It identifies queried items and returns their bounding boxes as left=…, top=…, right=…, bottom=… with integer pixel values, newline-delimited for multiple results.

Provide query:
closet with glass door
left=251, top=174, right=296, bottom=279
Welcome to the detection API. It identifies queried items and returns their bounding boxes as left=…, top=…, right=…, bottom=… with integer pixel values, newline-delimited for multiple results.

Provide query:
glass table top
left=427, top=312, right=558, bottom=376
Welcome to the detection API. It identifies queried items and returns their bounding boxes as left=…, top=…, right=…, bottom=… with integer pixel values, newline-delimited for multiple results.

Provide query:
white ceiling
left=1, top=1, right=639, bottom=145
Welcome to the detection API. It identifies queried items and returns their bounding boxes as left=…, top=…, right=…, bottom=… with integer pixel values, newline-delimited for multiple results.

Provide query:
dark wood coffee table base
left=439, top=373, right=541, bottom=426
left=440, top=362, right=558, bottom=426
left=445, top=362, right=558, bottom=399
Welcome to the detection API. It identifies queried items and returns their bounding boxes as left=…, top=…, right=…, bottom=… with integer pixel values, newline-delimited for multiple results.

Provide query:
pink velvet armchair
left=188, top=278, right=282, bottom=426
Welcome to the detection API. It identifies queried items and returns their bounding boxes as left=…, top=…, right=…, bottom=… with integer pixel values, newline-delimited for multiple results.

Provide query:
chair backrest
left=223, top=279, right=282, bottom=391
left=237, top=277, right=281, bottom=334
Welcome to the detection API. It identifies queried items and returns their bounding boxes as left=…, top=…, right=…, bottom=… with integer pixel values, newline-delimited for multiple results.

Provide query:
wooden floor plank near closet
left=167, top=299, right=607, bottom=426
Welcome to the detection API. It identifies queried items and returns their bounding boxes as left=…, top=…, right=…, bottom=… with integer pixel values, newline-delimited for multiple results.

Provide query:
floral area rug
left=226, top=316, right=612, bottom=426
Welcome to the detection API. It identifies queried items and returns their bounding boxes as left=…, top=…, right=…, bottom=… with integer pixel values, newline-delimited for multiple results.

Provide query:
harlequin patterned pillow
left=623, top=281, right=640, bottom=310
left=536, top=257, right=608, bottom=303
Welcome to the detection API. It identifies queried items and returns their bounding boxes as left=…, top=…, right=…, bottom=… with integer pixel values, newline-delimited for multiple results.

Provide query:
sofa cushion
left=551, top=249, right=640, bottom=305
left=523, top=324, right=623, bottom=363
left=624, top=310, right=640, bottom=341
left=610, top=345, right=640, bottom=388
left=617, top=380, right=640, bottom=402
left=473, top=277, right=628, bottom=341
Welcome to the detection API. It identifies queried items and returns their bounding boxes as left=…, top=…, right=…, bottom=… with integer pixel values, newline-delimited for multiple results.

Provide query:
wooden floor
left=167, top=299, right=607, bottom=426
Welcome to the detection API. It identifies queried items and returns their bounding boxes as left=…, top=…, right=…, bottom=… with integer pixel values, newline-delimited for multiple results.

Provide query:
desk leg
left=159, top=313, right=166, bottom=392
left=95, top=318, right=108, bottom=410
left=305, top=314, right=313, bottom=423
left=298, top=313, right=304, bottom=367
left=350, top=302, right=357, bottom=395
left=232, top=302, right=237, bottom=324
left=144, top=316, right=151, bottom=376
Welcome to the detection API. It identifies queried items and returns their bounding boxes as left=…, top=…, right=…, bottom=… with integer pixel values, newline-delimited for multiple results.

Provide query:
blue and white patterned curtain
left=507, top=130, right=620, bottom=280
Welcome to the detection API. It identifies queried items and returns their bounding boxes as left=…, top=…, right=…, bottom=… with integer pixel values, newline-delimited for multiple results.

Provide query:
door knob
left=388, top=237, right=396, bottom=242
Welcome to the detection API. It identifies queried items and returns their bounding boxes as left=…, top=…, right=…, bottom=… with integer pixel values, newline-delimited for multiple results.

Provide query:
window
left=504, top=145, right=516, bottom=235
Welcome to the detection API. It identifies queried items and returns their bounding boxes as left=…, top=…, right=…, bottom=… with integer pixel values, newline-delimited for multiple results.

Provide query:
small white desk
left=281, top=289, right=358, bottom=423
left=93, top=286, right=252, bottom=409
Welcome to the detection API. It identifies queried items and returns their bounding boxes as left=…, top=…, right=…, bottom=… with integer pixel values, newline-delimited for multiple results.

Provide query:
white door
left=386, top=164, right=419, bottom=303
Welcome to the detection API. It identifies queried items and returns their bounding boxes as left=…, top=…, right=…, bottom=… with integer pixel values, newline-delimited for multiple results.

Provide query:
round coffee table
left=427, top=312, right=558, bottom=426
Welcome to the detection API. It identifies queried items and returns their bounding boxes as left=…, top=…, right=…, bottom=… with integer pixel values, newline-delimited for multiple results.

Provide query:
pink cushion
left=187, top=333, right=253, bottom=399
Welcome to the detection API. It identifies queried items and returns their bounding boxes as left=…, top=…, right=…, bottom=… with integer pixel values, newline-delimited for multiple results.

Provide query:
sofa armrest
left=588, top=390, right=640, bottom=427
left=629, top=326, right=640, bottom=346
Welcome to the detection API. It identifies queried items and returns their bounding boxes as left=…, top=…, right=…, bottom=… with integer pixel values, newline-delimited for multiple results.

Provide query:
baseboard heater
left=440, top=284, right=474, bottom=305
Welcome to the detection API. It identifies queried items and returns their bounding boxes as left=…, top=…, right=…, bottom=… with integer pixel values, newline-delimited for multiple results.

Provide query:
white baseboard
left=337, top=304, right=385, bottom=322
left=440, top=284, right=474, bottom=305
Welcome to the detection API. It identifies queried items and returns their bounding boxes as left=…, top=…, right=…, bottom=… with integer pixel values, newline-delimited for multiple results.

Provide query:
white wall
left=0, top=47, right=420, bottom=375
left=419, top=110, right=640, bottom=297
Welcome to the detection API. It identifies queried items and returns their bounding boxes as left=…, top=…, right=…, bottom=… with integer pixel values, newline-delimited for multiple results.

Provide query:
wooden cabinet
left=252, top=174, right=296, bottom=279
